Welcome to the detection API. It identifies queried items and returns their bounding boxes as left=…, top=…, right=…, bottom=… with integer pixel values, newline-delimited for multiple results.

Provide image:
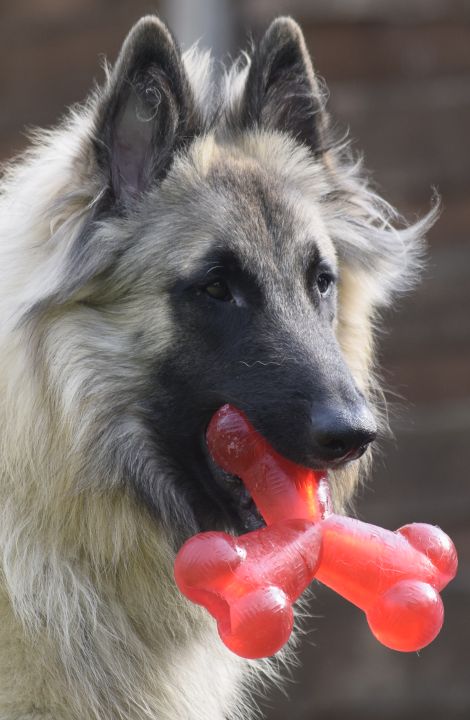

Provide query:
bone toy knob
left=175, top=405, right=458, bottom=658
left=175, top=520, right=322, bottom=658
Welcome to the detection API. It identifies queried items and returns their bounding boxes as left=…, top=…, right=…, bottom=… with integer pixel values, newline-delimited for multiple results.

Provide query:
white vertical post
left=162, top=0, right=235, bottom=59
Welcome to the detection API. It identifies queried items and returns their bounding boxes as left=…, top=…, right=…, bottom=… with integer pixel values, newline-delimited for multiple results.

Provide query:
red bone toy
left=175, top=405, right=458, bottom=659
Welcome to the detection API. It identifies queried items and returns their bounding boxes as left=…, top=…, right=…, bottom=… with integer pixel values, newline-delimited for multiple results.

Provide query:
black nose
left=311, top=401, right=377, bottom=465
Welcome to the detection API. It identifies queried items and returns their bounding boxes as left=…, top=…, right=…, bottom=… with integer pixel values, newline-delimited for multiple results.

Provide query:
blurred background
left=1, top=1, right=468, bottom=717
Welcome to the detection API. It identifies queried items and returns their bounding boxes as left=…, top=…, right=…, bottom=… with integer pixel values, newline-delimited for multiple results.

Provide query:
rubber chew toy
left=175, top=520, right=322, bottom=658
left=175, top=405, right=458, bottom=658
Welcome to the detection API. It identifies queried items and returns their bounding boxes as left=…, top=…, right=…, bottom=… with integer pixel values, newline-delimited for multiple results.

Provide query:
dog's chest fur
left=0, top=503, right=257, bottom=719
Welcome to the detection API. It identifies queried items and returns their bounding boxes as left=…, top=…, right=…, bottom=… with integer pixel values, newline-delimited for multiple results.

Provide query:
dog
left=0, top=14, right=437, bottom=720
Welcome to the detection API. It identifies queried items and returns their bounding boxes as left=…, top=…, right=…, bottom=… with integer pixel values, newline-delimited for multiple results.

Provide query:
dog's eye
left=204, top=280, right=233, bottom=302
left=316, top=272, right=335, bottom=297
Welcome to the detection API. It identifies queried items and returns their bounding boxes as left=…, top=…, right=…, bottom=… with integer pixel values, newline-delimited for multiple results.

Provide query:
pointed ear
left=241, top=17, right=329, bottom=155
left=94, top=16, right=199, bottom=207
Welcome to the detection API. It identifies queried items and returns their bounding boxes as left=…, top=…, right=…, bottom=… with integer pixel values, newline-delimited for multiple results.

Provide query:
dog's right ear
left=93, top=16, right=199, bottom=209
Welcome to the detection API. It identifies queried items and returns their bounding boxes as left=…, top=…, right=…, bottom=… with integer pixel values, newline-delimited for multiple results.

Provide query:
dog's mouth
left=199, top=405, right=323, bottom=534
left=203, top=441, right=265, bottom=532
left=195, top=403, right=369, bottom=535
left=197, top=404, right=340, bottom=535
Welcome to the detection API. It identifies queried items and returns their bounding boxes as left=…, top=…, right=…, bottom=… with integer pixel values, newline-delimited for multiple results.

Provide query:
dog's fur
left=0, top=15, right=437, bottom=720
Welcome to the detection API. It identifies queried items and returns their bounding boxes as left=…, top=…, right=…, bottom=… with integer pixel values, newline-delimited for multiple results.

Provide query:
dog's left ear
left=93, top=16, right=199, bottom=208
left=241, top=17, right=328, bottom=155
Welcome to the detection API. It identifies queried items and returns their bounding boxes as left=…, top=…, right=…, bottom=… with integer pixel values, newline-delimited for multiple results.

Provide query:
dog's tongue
left=206, top=404, right=331, bottom=524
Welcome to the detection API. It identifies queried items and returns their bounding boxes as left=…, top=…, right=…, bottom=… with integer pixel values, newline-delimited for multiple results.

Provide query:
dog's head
left=19, top=17, right=436, bottom=544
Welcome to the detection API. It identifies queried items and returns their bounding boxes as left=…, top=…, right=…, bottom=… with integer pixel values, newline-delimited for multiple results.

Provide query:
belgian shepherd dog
left=0, top=15, right=436, bottom=720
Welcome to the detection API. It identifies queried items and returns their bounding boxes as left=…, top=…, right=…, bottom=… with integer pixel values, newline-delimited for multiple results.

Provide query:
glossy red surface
left=206, top=403, right=331, bottom=524
left=175, top=520, right=322, bottom=658
left=316, top=516, right=456, bottom=651
left=174, top=405, right=458, bottom=658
